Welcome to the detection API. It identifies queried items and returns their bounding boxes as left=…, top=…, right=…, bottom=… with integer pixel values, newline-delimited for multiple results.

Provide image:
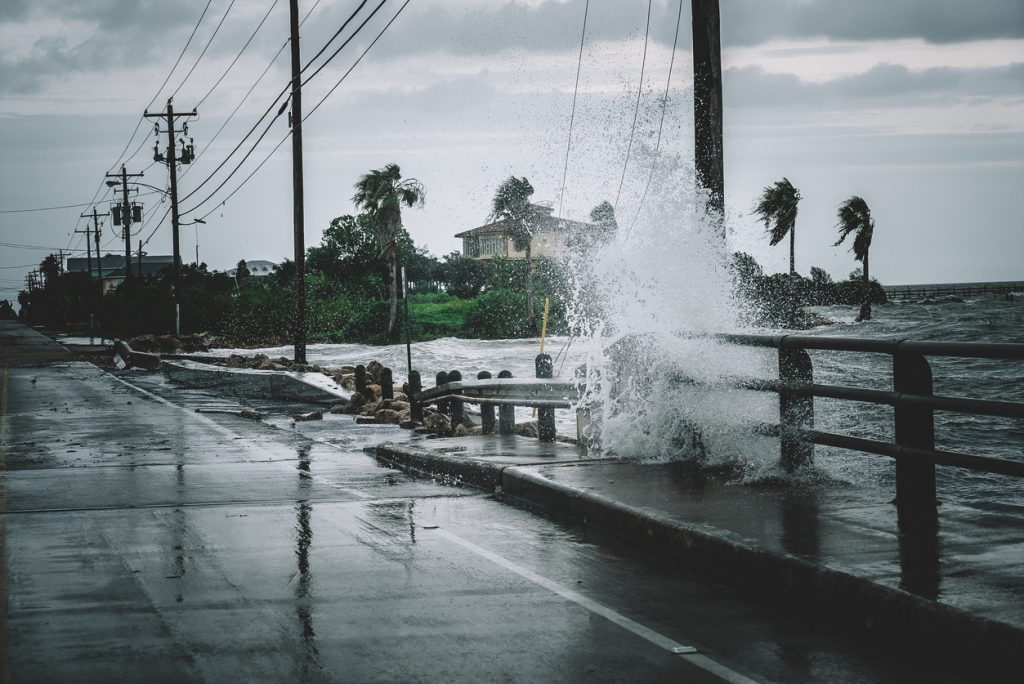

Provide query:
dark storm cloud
left=2, top=0, right=1022, bottom=94
left=725, top=62, right=1024, bottom=108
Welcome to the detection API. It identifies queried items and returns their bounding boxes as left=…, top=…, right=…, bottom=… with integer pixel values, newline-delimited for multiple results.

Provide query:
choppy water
left=212, top=297, right=1024, bottom=509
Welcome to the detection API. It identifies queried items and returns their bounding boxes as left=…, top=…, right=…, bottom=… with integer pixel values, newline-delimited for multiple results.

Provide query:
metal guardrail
left=882, top=282, right=1024, bottom=302
left=706, top=334, right=1024, bottom=526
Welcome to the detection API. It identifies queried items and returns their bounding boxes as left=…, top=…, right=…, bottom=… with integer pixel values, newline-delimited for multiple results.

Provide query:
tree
left=753, top=178, right=801, bottom=275
left=235, top=260, right=251, bottom=281
left=490, top=176, right=540, bottom=333
left=352, top=163, right=425, bottom=342
left=835, top=195, right=875, bottom=321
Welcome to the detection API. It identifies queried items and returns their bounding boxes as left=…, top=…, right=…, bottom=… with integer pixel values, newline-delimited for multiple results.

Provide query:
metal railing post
left=435, top=371, right=449, bottom=434
left=380, top=367, right=393, bottom=400
left=497, top=370, right=515, bottom=434
left=893, top=349, right=937, bottom=523
left=536, top=353, right=555, bottom=442
left=448, top=370, right=463, bottom=432
left=478, top=371, right=495, bottom=434
left=779, top=342, right=814, bottom=472
left=355, top=364, right=367, bottom=395
left=409, top=370, right=423, bottom=423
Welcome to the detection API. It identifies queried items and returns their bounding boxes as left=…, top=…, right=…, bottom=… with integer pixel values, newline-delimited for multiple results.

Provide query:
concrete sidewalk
left=371, top=436, right=1024, bottom=668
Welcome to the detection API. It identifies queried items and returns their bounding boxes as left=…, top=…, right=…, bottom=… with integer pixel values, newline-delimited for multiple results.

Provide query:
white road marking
left=105, top=372, right=373, bottom=500
left=433, top=527, right=762, bottom=684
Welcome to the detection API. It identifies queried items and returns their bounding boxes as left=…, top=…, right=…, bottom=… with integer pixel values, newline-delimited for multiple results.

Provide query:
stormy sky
left=1, top=0, right=1022, bottom=301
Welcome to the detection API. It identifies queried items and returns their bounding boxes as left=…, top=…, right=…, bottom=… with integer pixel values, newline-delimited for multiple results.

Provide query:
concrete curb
left=164, top=359, right=349, bottom=404
left=369, top=441, right=1024, bottom=668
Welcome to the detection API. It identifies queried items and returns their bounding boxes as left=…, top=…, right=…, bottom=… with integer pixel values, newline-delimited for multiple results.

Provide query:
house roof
left=455, top=212, right=596, bottom=239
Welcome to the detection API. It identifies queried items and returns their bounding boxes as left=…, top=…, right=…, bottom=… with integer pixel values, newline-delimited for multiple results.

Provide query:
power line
left=1, top=201, right=98, bottom=214
left=179, top=0, right=383, bottom=210
left=195, top=0, right=280, bottom=108
left=614, top=0, right=651, bottom=212
left=558, top=0, right=590, bottom=220
left=627, top=0, right=683, bottom=235
left=305, top=0, right=411, bottom=119
left=183, top=0, right=322, bottom=174
left=171, top=0, right=238, bottom=100
left=192, top=0, right=412, bottom=221
left=299, top=0, right=372, bottom=83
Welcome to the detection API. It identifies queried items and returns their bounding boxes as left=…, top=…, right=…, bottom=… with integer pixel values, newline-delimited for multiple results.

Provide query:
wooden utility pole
left=75, top=213, right=95, bottom=281
left=692, top=0, right=725, bottom=233
left=146, top=98, right=196, bottom=335
left=289, top=0, right=307, bottom=364
left=77, top=208, right=102, bottom=336
left=106, top=165, right=144, bottom=281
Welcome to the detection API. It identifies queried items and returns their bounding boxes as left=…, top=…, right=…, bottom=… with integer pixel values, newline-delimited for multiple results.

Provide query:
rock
left=226, top=354, right=246, bottom=368
left=292, top=410, right=323, bottom=422
left=393, top=392, right=408, bottom=402
left=384, top=400, right=410, bottom=413
left=347, top=392, right=369, bottom=411
left=453, top=424, right=468, bottom=437
left=465, top=425, right=484, bottom=436
left=515, top=421, right=539, bottom=438
left=399, top=420, right=419, bottom=430
left=257, top=359, right=277, bottom=370
left=355, top=416, right=378, bottom=424
left=366, top=360, right=384, bottom=384
left=424, top=412, right=451, bottom=435
left=397, top=410, right=411, bottom=423
left=240, top=408, right=264, bottom=420
left=338, top=373, right=356, bottom=390
left=374, top=409, right=403, bottom=424
left=361, top=399, right=383, bottom=416
left=366, top=384, right=382, bottom=399
left=329, top=402, right=349, bottom=414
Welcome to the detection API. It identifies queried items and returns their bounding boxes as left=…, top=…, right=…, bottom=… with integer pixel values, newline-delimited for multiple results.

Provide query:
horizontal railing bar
left=716, top=333, right=1024, bottom=360
left=417, top=378, right=579, bottom=403
left=418, top=393, right=573, bottom=409
left=751, top=422, right=1024, bottom=478
left=669, top=375, right=1024, bottom=419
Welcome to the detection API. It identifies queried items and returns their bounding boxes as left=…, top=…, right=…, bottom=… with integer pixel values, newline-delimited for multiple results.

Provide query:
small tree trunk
left=789, top=227, right=796, bottom=275
left=387, top=242, right=399, bottom=342
left=525, top=244, right=536, bottom=335
left=858, top=249, right=872, bottom=321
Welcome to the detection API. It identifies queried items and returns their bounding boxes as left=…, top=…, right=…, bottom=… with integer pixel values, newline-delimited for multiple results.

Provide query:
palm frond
left=835, top=195, right=874, bottom=262
left=753, top=177, right=800, bottom=246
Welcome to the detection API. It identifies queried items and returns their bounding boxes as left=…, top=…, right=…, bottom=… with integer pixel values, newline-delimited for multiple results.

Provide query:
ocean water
left=210, top=297, right=1024, bottom=510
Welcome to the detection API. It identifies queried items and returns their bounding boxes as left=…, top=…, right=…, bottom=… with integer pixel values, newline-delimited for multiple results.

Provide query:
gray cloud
left=725, top=62, right=1024, bottom=108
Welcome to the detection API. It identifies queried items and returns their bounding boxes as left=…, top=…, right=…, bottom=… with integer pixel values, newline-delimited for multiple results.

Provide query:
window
left=479, top=235, right=506, bottom=257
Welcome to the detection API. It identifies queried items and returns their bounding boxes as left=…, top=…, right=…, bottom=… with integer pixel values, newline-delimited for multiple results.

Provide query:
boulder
left=258, top=359, right=277, bottom=370
left=384, top=400, right=410, bottom=413
left=355, top=416, right=378, bottom=424
left=240, top=408, right=264, bottom=420
left=399, top=420, right=419, bottom=430
left=292, top=410, right=323, bottom=422
left=453, top=424, right=468, bottom=437
left=366, top=360, right=384, bottom=384
left=393, top=392, right=408, bottom=402
left=329, top=402, right=349, bottom=414
left=366, top=384, right=382, bottom=399
left=374, top=409, right=403, bottom=424
left=424, top=412, right=451, bottom=435
left=347, top=393, right=369, bottom=413
left=515, top=421, right=539, bottom=438
left=338, top=373, right=356, bottom=390
left=361, top=399, right=383, bottom=416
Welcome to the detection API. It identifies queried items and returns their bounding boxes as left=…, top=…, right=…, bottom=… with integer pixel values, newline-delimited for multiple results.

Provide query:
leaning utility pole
left=77, top=208, right=102, bottom=336
left=77, top=209, right=98, bottom=282
left=146, top=98, right=196, bottom=335
left=691, top=0, right=725, bottom=234
left=106, top=165, right=144, bottom=281
left=289, top=0, right=307, bottom=364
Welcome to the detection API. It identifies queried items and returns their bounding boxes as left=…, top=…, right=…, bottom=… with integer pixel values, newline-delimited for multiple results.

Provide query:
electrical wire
left=1, top=201, right=101, bottom=214
left=178, top=0, right=365, bottom=203
left=626, top=0, right=683, bottom=236
left=171, top=0, right=238, bottom=100
left=195, top=0, right=279, bottom=109
left=614, top=0, right=651, bottom=212
left=557, top=0, right=590, bottom=220
left=182, top=0, right=322, bottom=176
left=300, top=0, right=370, bottom=78
left=191, top=0, right=412, bottom=221
left=300, top=0, right=380, bottom=86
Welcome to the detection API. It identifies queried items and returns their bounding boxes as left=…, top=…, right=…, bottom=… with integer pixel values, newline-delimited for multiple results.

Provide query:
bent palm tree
left=353, top=163, right=425, bottom=342
left=753, top=178, right=801, bottom=275
left=835, top=195, right=875, bottom=321
left=491, top=176, right=539, bottom=333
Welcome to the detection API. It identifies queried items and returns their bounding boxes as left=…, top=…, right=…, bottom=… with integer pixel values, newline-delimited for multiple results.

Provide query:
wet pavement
left=0, top=321, right=996, bottom=682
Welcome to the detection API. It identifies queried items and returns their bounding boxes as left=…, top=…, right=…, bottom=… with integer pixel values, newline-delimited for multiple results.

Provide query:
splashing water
left=566, top=155, right=780, bottom=470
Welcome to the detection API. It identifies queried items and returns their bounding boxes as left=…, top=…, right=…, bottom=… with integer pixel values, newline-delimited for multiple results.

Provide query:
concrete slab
left=164, top=359, right=349, bottom=404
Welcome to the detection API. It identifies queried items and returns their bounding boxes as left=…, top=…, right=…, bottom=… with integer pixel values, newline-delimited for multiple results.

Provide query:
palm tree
left=835, top=195, right=875, bottom=321
left=352, top=163, right=425, bottom=342
left=490, top=176, right=540, bottom=333
left=753, top=178, right=801, bottom=275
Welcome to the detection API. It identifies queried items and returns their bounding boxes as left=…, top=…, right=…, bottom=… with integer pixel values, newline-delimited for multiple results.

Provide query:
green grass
left=407, top=293, right=476, bottom=339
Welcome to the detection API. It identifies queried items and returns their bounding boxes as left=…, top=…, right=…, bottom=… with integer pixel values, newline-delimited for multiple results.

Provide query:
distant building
left=455, top=205, right=600, bottom=260
left=226, top=259, right=278, bottom=277
left=66, top=254, right=175, bottom=293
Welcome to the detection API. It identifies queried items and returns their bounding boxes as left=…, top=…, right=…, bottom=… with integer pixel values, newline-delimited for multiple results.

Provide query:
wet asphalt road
left=0, top=322, right=973, bottom=683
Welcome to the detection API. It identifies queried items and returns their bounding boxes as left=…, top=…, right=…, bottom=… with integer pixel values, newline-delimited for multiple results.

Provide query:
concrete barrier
left=164, top=359, right=350, bottom=404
